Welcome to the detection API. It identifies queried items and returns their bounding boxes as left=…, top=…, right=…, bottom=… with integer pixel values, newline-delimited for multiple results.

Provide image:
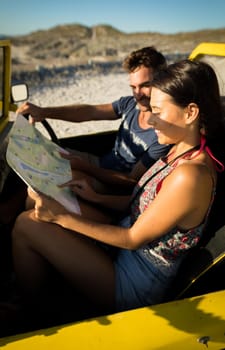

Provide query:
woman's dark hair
left=123, top=46, right=167, bottom=73
left=151, top=59, right=225, bottom=155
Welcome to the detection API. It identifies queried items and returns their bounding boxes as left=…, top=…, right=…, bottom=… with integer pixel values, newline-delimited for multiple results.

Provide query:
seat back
left=166, top=140, right=225, bottom=301
left=168, top=225, right=225, bottom=301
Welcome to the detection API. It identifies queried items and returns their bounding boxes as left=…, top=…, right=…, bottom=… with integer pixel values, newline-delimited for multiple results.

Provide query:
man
left=17, top=47, right=170, bottom=191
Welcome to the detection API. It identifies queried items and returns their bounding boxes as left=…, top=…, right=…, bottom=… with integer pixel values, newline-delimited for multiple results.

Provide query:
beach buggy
left=0, top=39, right=225, bottom=349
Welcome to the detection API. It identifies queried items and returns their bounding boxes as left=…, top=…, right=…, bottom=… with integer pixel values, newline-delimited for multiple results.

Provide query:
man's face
left=129, top=65, right=153, bottom=111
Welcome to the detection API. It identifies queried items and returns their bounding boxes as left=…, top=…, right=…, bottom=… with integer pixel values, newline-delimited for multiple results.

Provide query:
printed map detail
left=6, top=114, right=81, bottom=214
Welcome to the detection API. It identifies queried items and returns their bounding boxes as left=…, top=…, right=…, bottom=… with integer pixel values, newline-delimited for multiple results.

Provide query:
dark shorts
left=114, top=216, right=179, bottom=312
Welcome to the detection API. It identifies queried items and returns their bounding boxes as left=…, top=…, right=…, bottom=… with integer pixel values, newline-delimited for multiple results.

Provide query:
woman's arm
left=28, top=162, right=214, bottom=250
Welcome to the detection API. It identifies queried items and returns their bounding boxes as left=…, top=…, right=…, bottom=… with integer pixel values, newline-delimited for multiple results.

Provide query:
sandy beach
left=13, top=54, right=225, bottom=141
left=16, top=71, right=131, bottom=139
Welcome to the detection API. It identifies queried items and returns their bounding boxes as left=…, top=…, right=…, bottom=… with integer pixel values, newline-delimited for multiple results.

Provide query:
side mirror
left=11, top=83, right=29, bottom=103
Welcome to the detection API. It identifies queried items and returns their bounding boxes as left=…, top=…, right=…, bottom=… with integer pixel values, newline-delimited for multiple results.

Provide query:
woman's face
left=149, top=87, right=187, bottom=145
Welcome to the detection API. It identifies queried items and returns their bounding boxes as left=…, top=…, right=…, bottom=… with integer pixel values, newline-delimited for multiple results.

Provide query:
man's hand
left=60, top=152, right=90, bottom=171
left=16, top=102, right=45, bottom=124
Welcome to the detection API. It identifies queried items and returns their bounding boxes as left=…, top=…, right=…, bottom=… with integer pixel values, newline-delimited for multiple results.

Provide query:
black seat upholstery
left=167, top=225, right=225, bottom=301
left=167, top=164, right=225, bottom=301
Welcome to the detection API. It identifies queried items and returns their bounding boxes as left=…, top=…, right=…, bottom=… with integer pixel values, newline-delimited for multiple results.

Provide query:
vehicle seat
left=166, top=224, right=225, bottom=301
left=166, top=165, right=225, bottom=302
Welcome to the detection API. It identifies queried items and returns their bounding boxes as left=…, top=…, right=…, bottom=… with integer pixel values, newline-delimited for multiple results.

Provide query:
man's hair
left=123, top=46, right=167, bottom=73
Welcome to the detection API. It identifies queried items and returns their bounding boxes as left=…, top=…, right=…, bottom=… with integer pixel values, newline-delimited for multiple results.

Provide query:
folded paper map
left=6, top=114, right=81, bottom=214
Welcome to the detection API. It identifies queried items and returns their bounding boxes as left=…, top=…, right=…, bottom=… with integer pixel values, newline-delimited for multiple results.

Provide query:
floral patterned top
left=130, top=155, right=215, bottom=266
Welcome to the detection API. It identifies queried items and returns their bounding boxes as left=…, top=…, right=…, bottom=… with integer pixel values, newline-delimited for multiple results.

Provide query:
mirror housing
left=11, top=83, right=29, bottom=103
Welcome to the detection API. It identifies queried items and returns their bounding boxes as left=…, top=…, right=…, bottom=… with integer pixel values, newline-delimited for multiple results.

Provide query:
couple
left=13, top=59, right=224, bottom=320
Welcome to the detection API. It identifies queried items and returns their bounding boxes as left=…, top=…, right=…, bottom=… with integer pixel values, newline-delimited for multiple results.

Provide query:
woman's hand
left=59, top=179, right=99, bottom=203
left=28, top=187, right=67, bottom=223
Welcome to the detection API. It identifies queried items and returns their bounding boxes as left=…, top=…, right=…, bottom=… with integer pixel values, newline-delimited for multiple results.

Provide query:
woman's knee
left=12, top=210, right=36, bottom=241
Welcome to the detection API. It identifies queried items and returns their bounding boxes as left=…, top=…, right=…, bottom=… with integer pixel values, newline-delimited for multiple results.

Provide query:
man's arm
left=16, top=102, right=119, bottom=123
left=67, top=155, right=146, bottom=189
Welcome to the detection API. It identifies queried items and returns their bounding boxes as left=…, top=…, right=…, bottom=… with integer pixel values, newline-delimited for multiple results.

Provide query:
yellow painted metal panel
left=189, top=42, right=225, bottom=60
left=0, top=40, right=11, bottom=132
left=0, top=290, right=224, bottom=349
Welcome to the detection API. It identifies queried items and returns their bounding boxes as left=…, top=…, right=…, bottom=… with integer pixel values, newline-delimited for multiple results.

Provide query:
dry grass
left=7, top=24, right=225, bottom=72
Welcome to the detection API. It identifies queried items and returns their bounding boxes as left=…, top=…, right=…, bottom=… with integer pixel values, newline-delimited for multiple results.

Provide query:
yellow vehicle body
left=189, top=41, right=225, bottom=60
left=0, top=290, right=224, bottom=349
left=0, top=40, right=17, bottom=134
left=0, top=40, right=225, bottom=348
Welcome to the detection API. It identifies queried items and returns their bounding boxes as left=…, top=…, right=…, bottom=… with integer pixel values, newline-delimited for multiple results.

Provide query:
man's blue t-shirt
left=100, top=96, right=170, bottom=172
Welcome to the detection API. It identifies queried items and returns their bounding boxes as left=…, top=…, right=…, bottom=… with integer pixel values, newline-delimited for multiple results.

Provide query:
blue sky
left=1, top=0, right=225, bottom=35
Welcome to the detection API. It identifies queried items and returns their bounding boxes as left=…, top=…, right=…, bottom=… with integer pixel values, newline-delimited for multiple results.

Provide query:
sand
left=20, top=71, right=131, bottom=139
left=13, top=55, right=225, bottom=140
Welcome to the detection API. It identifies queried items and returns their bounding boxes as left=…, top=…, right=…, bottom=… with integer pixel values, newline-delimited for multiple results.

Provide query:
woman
left=12, top=60, right=224, bottom=316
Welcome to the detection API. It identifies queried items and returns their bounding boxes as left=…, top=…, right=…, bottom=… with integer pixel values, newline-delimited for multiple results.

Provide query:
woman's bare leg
left=12, top=210, right=116, bottom=313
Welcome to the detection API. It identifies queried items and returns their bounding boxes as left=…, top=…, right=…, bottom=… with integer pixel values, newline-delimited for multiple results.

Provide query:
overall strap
left=195, top=136, right=225, bottom=172
left=130, top=145, right=200, bottom=207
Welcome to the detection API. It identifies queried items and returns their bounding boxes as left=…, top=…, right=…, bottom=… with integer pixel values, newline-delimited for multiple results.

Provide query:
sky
left=0, top=0, right=225, bottom=36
